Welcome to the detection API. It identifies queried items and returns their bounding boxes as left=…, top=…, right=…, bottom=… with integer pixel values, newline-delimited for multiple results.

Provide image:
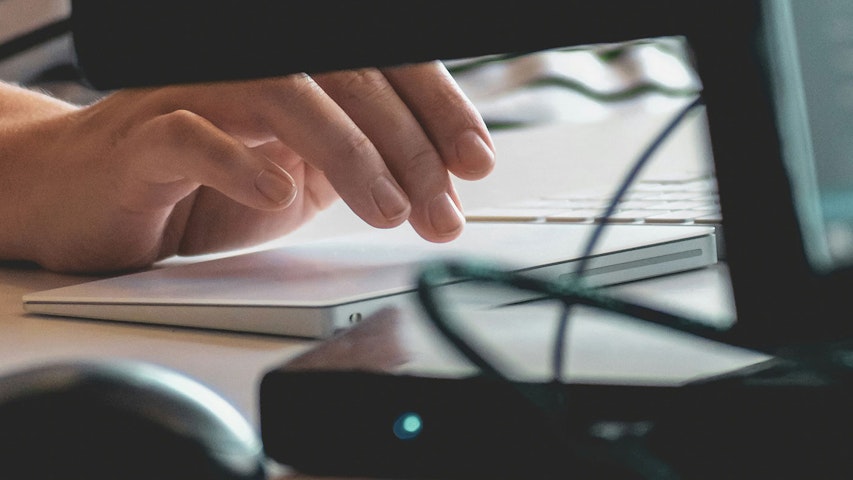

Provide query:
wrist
left=0, top=88, right=79, bottom=265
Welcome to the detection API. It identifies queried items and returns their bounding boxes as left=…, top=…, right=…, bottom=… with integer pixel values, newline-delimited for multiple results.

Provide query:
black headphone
left=0, top=360, right=266, bottom=480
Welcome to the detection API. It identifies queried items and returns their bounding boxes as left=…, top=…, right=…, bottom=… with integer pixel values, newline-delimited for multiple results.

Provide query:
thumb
left=128, top=109, right=297, bottom=212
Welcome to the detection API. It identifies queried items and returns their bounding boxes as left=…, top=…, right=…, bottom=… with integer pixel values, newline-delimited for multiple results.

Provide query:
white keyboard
left=466, top=172, right=724, bottom=253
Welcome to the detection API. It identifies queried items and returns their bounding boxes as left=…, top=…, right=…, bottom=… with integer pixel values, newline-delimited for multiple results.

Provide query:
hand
left=0, top=62, right=494, bottom=273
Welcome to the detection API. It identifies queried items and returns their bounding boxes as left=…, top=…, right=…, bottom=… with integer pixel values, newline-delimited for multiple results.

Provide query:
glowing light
left=393, top=412, right=423, bottom=440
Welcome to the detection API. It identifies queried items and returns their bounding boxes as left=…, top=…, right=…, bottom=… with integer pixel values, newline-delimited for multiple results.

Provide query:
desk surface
left=0, top=101, right=764, bottom=477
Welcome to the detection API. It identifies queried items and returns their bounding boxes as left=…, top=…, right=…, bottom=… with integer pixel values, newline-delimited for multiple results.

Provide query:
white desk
left=0, top=102, right=762, bottom=477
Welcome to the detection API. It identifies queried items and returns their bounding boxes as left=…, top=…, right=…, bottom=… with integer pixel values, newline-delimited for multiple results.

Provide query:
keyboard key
left=596, top=210, right=654, bottom=222
left=646, top=210, right=715, bottom=223
left=544, top=209, right=603, bottom=222
left=694, top=213, right=723, bottom=224
left=466, top=207, right=556, bottom=222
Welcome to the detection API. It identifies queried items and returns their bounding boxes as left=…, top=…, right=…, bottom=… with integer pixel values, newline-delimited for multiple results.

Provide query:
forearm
left=0, top=83, right=78, bottom=263
left=0, top=82, right=78, bottom=126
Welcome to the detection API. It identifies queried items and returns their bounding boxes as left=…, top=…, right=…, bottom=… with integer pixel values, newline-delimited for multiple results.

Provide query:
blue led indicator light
left=393, top=412, right=423, bottom=440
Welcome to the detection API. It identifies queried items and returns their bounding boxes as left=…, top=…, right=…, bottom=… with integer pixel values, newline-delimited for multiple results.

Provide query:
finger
left=250, top=74, right=412, bottom=230
left=381, top=61, right=495, bottom=181
left=176, top=141, right=339, bottom=255
left=313, top=68, right=465, bottom=242
left=254, top=140, right=338, bottom=213
left=125, top=109, right=297, bottom=213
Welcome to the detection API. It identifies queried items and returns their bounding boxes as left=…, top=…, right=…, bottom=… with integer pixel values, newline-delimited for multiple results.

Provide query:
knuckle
left=407, top=147, right=442, bottom=177
left=157, top=109, right=207, bottom=146
left=153, top=109, right=242, bottom=166
left=272, top=73, right=324, bottom=109
left=337, top=131, right=376, bottom=165
left=324, top=69, right=395, bottom=104
left=421, top=87, right=461, bottom=116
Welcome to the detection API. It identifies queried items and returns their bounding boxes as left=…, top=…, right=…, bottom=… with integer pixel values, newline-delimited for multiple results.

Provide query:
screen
left=766, top=0, right=853, bottom=271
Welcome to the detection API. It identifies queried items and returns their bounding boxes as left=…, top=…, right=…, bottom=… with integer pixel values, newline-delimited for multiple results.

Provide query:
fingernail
left=455, top=130, right=495, bottom=176
left=429, top=192, right=465, bottom=237
left=255, top=167, right=297, bottom=207
left=371, top=176, right=410, bottom=221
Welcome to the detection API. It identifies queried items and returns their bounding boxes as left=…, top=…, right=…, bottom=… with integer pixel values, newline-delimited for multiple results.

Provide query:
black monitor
left=689, top=0, right=853, bottom=348
left=70, top=1, right=690, bottom=88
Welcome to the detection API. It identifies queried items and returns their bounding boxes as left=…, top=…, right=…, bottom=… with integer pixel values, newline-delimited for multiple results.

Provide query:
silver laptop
left=23, top=222, right=715, bottom=338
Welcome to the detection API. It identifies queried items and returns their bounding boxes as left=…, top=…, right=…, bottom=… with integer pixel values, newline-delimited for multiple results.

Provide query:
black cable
left=0, top=17, right=72, bottom=62
left=416, top=95, right=853, bottom=478
left=551, top=96, right=706, bottom=382
left=415, top=259, right=735, bottom=480
left=418, top=260, right=738, bottom=358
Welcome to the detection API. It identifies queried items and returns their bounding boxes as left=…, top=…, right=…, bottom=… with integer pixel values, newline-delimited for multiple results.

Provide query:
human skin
left=0, top=61, right=495, bottom=273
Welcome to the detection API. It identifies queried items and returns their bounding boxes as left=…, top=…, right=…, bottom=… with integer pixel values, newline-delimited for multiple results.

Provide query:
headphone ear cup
left=0, top=361, right=266, bottom=480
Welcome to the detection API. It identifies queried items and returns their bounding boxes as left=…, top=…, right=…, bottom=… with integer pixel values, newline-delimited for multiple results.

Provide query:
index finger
left=252, top=74, right=414, bottom=230
left=380, top=62, right=495, bottom=181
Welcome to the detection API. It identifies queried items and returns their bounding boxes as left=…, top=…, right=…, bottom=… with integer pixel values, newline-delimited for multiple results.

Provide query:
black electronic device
left=260, top=365, right=853, bottom=479
left=689, top=0, right=853, bottom=348
left=0, top=360, right=265, bottom=480
left=261, top=370, right=571, bottom=479
left=68, top=0, right=690, bottom=89
left=256, top=294, right=853, bottom=479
